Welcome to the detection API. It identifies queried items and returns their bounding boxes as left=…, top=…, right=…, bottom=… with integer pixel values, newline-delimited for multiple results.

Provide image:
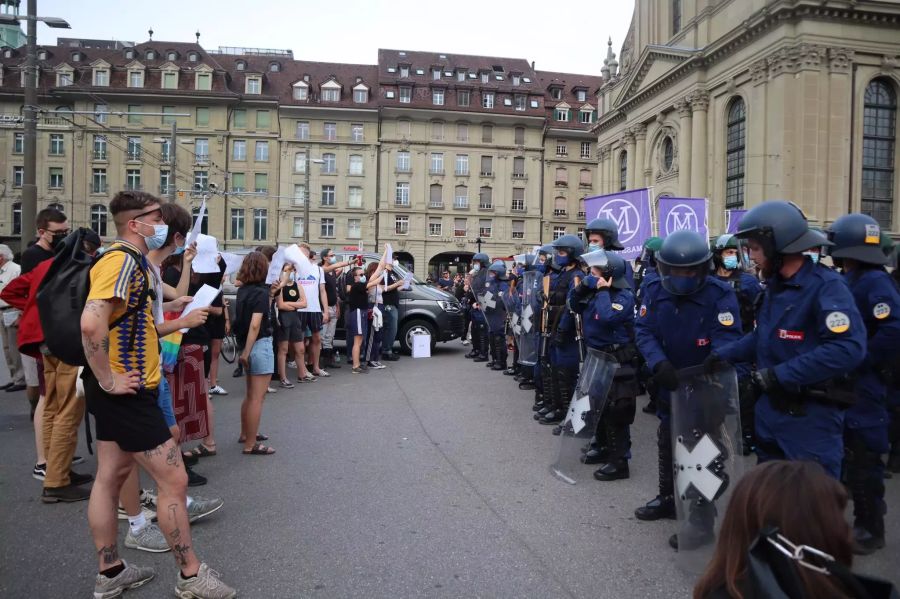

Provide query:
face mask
left=666, top=275, right=701, bottom=296
left=723, top=255, right=739, bottom=270
left=472, top=263, right=481, bottom=272
left=588, top=243, right=601, bottom=252
left=289, top=272, right=296, bottom=282
left=393, top=260, right=400, bottom=267
left=535, top=263, right=546, bottom=274
left=49, top=231, right=67, bottom=250
left=358, top=275, right=366, bottom=283
left=583, top=274, right=599, bottom=289
left=328, top=256, right=337, bottom=264
left=804, top=251, right=819, bottom=264
left=515, top=267, right=524, bottom=277
left=556, top=254, right=570, bottom=267
left=135, top=221, right=168, bottom=251
left=488, top=272, right=497, bottom=280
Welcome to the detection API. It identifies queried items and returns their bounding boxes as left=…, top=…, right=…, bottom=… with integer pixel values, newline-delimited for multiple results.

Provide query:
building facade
left=594, top=0, right=900, bottom=234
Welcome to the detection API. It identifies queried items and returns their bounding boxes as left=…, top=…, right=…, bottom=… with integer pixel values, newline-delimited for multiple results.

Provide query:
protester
left=0, top=244, right=25, bottom=392
left=206, top=257, right=229, bottom=396
left=235, top=251, right=276, bottom=455
left=346, top=258, right=385, bottom=373
left=80, top=190, right=235, bottom=599
left=380, top=260, right=404, bottom=361
left=275, top=262, right=308, bottom=388
left=294, top=243, right=329, bottom=378
left=363, top=254, right=397, bottom=369
left=320, top=248, right=352, bottom=369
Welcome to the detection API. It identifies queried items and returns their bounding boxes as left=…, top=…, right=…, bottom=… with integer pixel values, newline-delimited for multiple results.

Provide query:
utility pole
left=303, top=146, right=311, bottom=243
left=20, top=0, right=37, bottom=243
left=169, top=120, right=177, bottom=202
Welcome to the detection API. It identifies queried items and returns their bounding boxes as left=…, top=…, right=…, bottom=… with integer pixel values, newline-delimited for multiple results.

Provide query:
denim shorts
left=248, top=336, right=275, bottom=375
left=157, top=376, right=177, bottom=428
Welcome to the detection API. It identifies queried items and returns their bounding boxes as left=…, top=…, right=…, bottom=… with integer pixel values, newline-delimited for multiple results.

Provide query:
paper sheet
left=192, top=234, right=220, bottom=274
left=185, top=198, right=207, bottom=247
left=179, top=284, right=220, bottom=332
left=220, top=252, right=243, bottom=275
left=265, top=247, right=286, bottom=284
left=402, top=272, right=413, bottom=290
left=385, top=243, right=393, bottom=264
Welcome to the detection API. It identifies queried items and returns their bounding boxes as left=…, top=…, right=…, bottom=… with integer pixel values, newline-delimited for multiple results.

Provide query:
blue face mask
left=535, top=263, right=546, bottom=274
left=358, top=275, right=366, bottom=283
left=588, top=243, right=601, bottom=252
left=723, top=255, right=739, bottom=270
left=172, top=243, right=185, bottom=256
left=665, top=275, right=702, bottom=296
left=472, top=263, right=481, bottom=272
left=136, top=220, right=169, bottom=251
left=804, top=251, right=819, bottom=264
left=329, top=256, right=337, bottom=264
left=515, top=267, right=524, bottom=277
left=488, top=272, right=497, bottom=280
left=555, top=254, right=570, bottom=268
left=583, top=274, right=599, bottom=289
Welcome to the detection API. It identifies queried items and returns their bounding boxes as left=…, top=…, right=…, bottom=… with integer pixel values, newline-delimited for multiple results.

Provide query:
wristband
left=98, top=378, right=115, bottom=393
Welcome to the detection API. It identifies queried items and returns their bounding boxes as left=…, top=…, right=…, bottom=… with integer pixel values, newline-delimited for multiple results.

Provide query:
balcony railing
left=92, top=150, right=107, bottom=160
left=195, top=153, right=210, bottom=163
left=428, top=201, right=444, bottom=209
left=478, top=203, right=493, bottom=210
left=577, top=211, right=586, bottom=218
left=512, top=172, right=526, bottom=179
left=555, top=180, right=568, bottom=187
left=126, top=150, right=142, bottom=161
left=159, top=184, right=174, bottom=195
left=554, top=209, right=568, bottom=217
left=453, top=199, right=469, bottom=209
left=91, top=184, right=108, bottom=194
left=454, top=230, right=466, bottom=237
left=512, top=232, right=524, bottom=239
left=454, top=169, right=469, bottom=177
left=479, top=171, right=493, bottom=177
left=124, top=183, right=143, bottom=191
left=429, top=169, right=445, bottom=176
left=511, top=203, right=525, bottom=212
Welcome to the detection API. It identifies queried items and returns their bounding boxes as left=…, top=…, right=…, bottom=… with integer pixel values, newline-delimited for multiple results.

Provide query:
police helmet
left=584, top=218, right=624, bottom=251
left=712, top=234, right=739, bottom=252
left=826, top=214, right=889, bottom=266
left=582, top=250, right=630, bottom=290
left=656, top=230, right=713, bottom=295
left=551, top=234, right=584, bottom=268
left=488, top=261, right=507, bottom=276
left=538, top=243, right=555, bottom=256
left=639, top=236, right=662, bottom=266
left=736, top=200, right=832, bottom=256
left=522, top=254, right=539, bottom=270
left=472, top=252, right=491, bottom=267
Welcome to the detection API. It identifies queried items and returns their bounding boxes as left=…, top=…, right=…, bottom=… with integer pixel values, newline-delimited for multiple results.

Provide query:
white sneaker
left=117, top=504, right=156, bottom=522
left=208, top=385, right=228, bottom=396
left=314, top=369, right=330, bottom=377
left=175, top=563, right=236, bottom=599
left=125, top=523, right=170, bottom=553
left=286, top=360, right=297, bottom=369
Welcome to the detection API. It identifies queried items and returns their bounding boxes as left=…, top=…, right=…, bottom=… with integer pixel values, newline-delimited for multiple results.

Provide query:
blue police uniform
left=715, top=271, right=762, bottom=333
left=483, top=275, right=509, bottom=369
left=716, top=259, right=866, bottom=478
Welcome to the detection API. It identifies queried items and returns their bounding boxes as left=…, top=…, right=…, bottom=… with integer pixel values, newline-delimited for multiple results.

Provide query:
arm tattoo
left=101, top=335, right=110, bottom=354
left=97, top=544, right=119, bottom=565
left=82, top=335, right=102, bottom=359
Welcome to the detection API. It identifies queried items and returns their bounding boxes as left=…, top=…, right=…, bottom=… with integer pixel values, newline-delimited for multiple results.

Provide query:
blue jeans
left=381, top=304, right=399, bottom=356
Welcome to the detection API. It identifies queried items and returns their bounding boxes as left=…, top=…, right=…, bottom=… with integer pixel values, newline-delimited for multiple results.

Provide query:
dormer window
left=554, top=103, right=570, bottom=122
left=161, top=66, right=179, bottom=89
left=167, top=51, right=177, bottom=61
left=579, top=108, right=594, bottom=123
left=399, top=65, right=409, bottom=78
left=235, top=60, right=246, bottom=71
left=128, top=68, right=144, bottom=88
left=292, top=81, right=309, bottom=101
left=125, top=49, right=134, bottom=59
left=457, top=69, right=466, bottom=82
left=93, top=68, right=109, bottom=86
left=320, top=79, right=341, bottom=102
left=576, top=89, right=587, bottom=102
left=245, top=75, right=262, bottom=94
left=146, top=50, right=156, bottom=60
left=71, top=52, right=82, bottom=62
left=481, top=72, right=489, bottom=84
left=4, top=48, right=13, bottom=58
left=550, top=87, right=563, bottom=100
left=269, top=62, right=281, bottom=72
left=432, top=68, right=441, bottom=80
left=56, top=69, right=73, bottom=87
left=353, top=83, right=369, bottom=104
left=194, top=66, right=212, bottom=91
left=188, top=52, right=199, bottom=62
left=37, top=50, right=48, bottom=60
left=512, top=74, right=521, bottom=86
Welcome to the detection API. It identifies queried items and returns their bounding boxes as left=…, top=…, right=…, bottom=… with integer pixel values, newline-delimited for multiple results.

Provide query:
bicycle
left=221, top=331, right=238, bottom=364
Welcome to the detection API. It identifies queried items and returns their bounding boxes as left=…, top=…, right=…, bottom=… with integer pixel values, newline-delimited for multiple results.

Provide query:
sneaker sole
left=176, top=587, right=236, bottom=599
left=71, top=456, right=85, bottom=465
left=42, top=494, right=89, bottom=503
left=94, top=574, right=155, bottom=599
left=188, top=501, right=224, bottom=523
left=32, top=473, right=46, bottom=481
left=124, top=538, right=171, bottom=553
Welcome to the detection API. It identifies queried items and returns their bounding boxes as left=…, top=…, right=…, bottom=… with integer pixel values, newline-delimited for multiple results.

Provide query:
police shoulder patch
left=825, top=311, right=851, bottom=333
left=873, top=302, right=891, bottom=320
left=639, top=305, right=647, bottom=317
left=717, top=311, right=735, bottom=327
left=611, top=303, right=624, bottom=311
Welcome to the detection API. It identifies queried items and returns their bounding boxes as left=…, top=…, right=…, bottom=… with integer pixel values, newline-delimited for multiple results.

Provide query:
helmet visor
left=658, top=262, right=709, bottom=296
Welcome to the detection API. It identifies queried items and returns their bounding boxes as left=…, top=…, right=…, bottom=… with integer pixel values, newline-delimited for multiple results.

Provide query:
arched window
left=90, top=204, right=108, bottom=237
left=619, top=151, right=627, bottom=191
left=662, top=136, right=674, bottom=172
left=725, top=97, right=746, bottom=209
left=862, top=78, right=897, bottom=228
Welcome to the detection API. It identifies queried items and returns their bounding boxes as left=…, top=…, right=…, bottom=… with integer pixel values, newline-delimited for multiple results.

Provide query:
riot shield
left=550, top=348, right=619, bottom=485
left=517, top=270, right=541, bottom=366
left=671, top=364, right=743, bottom=574
left=502, top=290, right=521, bottom=338
left=480, top=279, right=504, bottom=333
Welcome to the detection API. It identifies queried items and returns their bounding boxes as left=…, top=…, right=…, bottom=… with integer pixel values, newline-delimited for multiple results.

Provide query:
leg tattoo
left=97, top=544, right=119, bottom=566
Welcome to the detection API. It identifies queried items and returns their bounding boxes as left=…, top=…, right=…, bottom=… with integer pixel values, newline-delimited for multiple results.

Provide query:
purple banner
left=725, top=209, right=748, bottom=234
left=658, top=197, right=708, bottom=240
left=584, top=188, right=653, bottom=260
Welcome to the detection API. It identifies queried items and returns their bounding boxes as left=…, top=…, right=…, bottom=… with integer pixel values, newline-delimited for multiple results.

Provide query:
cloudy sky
left=34, top=0, right=634, bottom=75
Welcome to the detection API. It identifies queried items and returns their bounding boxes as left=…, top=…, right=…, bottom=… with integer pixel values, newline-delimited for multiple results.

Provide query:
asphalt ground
left=0, top=342, right=898, bottom=598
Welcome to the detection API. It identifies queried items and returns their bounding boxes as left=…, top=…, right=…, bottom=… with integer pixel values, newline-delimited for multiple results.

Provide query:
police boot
left=465, top=331, right=481, bottom=358
left=594, top=423, right=630, bottom=481
left=492, top=339, right=507, bottom=371
left=532, top=391, right=545, bottom=412
left=519, top=378, right=536, bottom=391
left=669, top=498, right=716, bottom=551
left=738, top=377, right=757, bottom=455
left=582, top=424, right=609, bottom=464
left=534, top=365, right=555, bottom=419
left=540, top=368, right=572, bottom=425
left=635, top=424, right=675, bottom=521
left=484, top=336, right=496, bottom=368
left=850, top=450, right=886, bottom=555
left=474, top=327, right=490, bottom=362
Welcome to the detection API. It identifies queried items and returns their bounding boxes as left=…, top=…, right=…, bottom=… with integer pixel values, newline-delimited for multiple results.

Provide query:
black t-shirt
left=163, top=265, right=211, bottom=346
left=323, top=269, right=338, bottom=307
left=280, top=282, right=302, bottom=308
left=347, top=281, right=369, bottom=311
left=236, top=283, right=273, bottom=340
left=382, top=271, right=400, bottom=307
left=20, top=243, right=54, bottom=274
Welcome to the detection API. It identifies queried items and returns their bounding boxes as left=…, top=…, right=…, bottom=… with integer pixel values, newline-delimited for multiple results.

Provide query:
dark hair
left=237, top=251, right=268, bottom=285
left=36, top=208, right=66, bottom=230
left=160, top=202, right=191, bottom=247
left=364, top=261, right=379, bottom=279
left=255, top=245, right=277, bottom=262
left=109, top=190, right=160, bottom=216
left=320, top=248, right=332, bottom=265
left=694, top=461, right=853, bottom=599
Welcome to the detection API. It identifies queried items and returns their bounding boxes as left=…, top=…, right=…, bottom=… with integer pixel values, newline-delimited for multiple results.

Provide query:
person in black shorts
left=275, top=263, right=308, bottom=387
left=205, top=258, right=228, bottom=396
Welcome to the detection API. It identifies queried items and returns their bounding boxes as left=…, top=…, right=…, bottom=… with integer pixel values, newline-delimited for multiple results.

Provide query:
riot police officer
left=535, top=235, right=585, bottom=426
left=711, top=201, right=866, bottom=481
left=712, top=234, right=763, bottom=454
left=515, top=255, right=541, bottom=390
left=827, top=213, right=900, bottom=554
left=585, top=217, right=634, bottom=288
left=636, top=236, right=662, bottom=414
left=634, top=230, right=743, bottom=528
left=484, top=261, right=510, bottom=372
left=568, top=251, right=639, bottom=481
left=465, top=252, right=492, bottom=363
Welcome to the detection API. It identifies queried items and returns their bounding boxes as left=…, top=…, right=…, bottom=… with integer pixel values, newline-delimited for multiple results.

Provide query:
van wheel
left=399, top=319, right=436, bottom=355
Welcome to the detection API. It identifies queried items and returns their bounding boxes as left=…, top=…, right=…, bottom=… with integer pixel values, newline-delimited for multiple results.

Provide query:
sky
left=33, top=0, right=635, bottom=75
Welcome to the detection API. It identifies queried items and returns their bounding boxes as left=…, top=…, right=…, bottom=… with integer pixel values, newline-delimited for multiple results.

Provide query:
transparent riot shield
left=480, top=279, right=503, bottom=334
left=517, top=271, right=541, bottom=366
left=550, top=349, right=619, bottom=485
left=671, top=364, right=743, bottom=574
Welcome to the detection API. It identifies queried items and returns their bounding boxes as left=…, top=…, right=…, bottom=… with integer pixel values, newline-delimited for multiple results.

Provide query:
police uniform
left=483, top=263, right=509, bottom=371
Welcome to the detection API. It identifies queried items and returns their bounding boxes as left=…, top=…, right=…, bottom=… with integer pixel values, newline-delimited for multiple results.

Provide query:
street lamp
left=0, top=3, right=71, bottom=247
left=304, top=152, right=325, bottom=243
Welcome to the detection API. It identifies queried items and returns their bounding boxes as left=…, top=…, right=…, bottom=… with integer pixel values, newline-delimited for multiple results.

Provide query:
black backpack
left=37, top=228, right=150, bottom=366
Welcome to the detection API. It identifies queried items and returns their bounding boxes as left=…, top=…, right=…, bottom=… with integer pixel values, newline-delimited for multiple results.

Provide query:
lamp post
left=303, top=149, right=324, bottom=243
left=0, top=3, right=70, bottom=246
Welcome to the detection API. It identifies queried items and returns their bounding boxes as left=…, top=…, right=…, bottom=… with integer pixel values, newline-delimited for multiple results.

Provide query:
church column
left=624, top=130, right=636, bottom=189
left=633, top=123, right=647, bottom=189
left=675, top=98, right=692, bottom=196
left=690, top=90, right=709, bottom=198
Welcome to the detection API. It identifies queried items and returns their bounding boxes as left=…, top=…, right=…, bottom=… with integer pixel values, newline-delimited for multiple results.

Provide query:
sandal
left=298, top=374, right=317, bottom=383
left=237, top=433, right=269, bottom=443
left=242, top=443, right=276, bottom=456
left=184, top=444, right=217, bottom=458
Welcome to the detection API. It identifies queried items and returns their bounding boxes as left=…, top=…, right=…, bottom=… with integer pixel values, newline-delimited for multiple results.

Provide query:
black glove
left=653, top=360, right=679, bottom=391
left=751, top=368, right=780, bottom=393
left=572, top=280, right=594, bottom=299
left=536, top=289, right=547, bottom=305
left=703, top=352, right=727, bottom=375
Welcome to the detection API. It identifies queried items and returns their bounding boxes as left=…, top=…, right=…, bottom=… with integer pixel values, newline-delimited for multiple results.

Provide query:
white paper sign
left=219, top=252, right=243, bottom=275
left=185, top=198, right=207, bottom=247
left=192, top=234, right=220, bottom=274
left=179, top=284, right=220, bottom=332
left=402, top=272, right=413, bottom=290
left=265, top=247, right=286, bottom=284
left=385, top=243, right=393, bottom=264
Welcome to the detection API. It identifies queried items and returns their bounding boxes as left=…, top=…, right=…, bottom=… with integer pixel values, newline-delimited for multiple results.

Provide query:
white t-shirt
left=298, top=265, right=324, bottom=313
